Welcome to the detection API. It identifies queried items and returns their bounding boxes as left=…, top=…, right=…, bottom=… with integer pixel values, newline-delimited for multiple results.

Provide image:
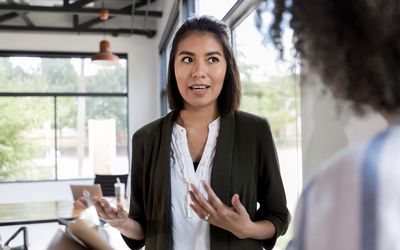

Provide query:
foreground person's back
left=260, top=0, right=400, bottom=249
left=288, top=123, right=400, bottom=249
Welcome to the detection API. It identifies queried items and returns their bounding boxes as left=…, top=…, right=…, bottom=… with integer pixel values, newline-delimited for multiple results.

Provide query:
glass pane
left=56, top=97, right=129, bottom=180
left=197, top=0, right=238, bottom=19
left=0, top=54, right=129, bottom=182
left=0, top=57, right=127, bottom=93
left=234, top=6, right=301, bottom=249
left=0, top=97, right=55, bottom=181
left=78, top=58, right=128, bottom=93
left=160, top=20, right=178, bottom=115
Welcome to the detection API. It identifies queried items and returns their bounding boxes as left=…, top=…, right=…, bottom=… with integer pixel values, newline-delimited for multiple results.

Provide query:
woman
left=258, top=0, right=400, bottom=249
left=88, top=15, right=289, bottom=250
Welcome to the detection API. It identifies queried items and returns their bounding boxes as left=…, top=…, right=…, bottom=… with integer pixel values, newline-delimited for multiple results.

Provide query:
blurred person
left=258, top=0, right=400, bottom=249
left=76, top=15, right=289, bottom=250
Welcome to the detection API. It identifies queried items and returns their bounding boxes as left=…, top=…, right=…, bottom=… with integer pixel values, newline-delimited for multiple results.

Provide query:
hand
left=74, top=197, right=89, bottom=209
left=92, top=198, right=129, bottom=228
left=189, top=181, right=252, bottom=239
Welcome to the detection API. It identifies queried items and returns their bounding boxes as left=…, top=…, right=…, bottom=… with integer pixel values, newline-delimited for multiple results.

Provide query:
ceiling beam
left=77, top=16, right=116, bottom=29
left=0, top=4, right=162, bottom=17
left=0, top=25, right=156, bottom=38
left=7, top=0, right=34, bottom=27
left=69, top=0, right=96, bottom=8
left=0, top=12, right=19, bottom=23
left=120, top=0, right=155, bottom=12
left=75, top=2, right=127, bottom=30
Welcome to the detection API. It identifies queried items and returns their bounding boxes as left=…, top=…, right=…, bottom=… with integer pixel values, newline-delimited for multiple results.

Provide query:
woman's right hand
left=74, top=197, right=144, bottom=240
left=92, top=198, right=129, bottom=228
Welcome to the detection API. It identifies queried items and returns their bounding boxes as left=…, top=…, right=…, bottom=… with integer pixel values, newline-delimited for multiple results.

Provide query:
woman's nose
left=191, top=61, right=207, bottom=78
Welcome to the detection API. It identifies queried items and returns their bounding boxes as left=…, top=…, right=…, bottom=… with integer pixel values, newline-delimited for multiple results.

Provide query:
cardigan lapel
left=210, top=111, right=235, bottom=250
left=155, top=111, right=178, bottom=250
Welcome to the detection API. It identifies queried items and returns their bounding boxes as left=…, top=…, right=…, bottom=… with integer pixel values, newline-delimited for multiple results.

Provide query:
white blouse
left=170, top=117, right=220, bottom=250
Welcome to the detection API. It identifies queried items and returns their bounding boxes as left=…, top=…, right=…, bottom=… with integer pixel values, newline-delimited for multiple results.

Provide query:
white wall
left=301, top=73, right=388, bottom=181
left=0, top=31, right=160, bottom=203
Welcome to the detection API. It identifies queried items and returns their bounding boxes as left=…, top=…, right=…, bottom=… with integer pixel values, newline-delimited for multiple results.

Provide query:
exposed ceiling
left=0, top=0, right=162, bottom=38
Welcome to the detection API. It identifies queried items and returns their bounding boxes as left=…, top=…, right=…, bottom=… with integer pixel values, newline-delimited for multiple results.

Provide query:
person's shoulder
left=232, top=110, right=272, bottom=134
left=315, top=127, right=395, bottom=181
left=133, top=112, right=174, bottom=138
left=234, top=110, right=270, bottom=128
left=306, top=140, right=370, bottom=194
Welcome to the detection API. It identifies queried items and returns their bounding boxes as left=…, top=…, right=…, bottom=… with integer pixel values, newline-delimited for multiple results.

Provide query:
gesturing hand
left=92, top=198, right=128, bottom=228
left=189, top=181, right=252, bottom=239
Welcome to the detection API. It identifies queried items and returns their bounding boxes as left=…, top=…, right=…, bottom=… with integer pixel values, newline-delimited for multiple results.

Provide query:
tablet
left=70, top=184, right=103, bottom=201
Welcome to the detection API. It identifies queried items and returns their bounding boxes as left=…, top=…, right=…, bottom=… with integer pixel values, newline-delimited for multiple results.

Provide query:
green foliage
left=85, top=66, right=127, bottom=93
left=0, top=99, right=38, bottom=181
left=0, top=57, right=46, bottom=92
left=85, top=97, right=128, bottom=133
left=85, top=66, right=128, bottom=132
left=41, top=58, right=78, bottom=91
left=41, top=58, right=79, bottom=129
left=241, top=75, right=299, bottom=142
left=237, top=47, right=300, bottom=147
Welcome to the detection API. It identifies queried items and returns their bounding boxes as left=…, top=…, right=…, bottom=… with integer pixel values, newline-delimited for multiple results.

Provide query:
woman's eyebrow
left=177, top=51, right=194, bottom=56
left=177, top=51, right=223, bottom=56
left=205, top=51, right=223, bottom=56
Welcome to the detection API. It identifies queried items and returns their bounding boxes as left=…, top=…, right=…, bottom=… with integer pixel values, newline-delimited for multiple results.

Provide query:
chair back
left=94, top=174, right=128, bottom=197
left=3, top=226, right=28, bottom=250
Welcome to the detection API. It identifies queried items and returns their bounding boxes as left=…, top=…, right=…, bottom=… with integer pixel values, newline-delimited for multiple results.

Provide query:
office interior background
left=0, top=0, right=388, bottom=249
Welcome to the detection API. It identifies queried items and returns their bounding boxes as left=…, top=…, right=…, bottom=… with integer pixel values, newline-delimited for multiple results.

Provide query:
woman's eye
left=208, top=57, right=219, bottom=63
left=182, top=57, right=193, bottom=63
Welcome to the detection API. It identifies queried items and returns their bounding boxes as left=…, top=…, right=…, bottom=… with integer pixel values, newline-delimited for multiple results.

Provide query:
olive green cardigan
left=123, top=110, right=290, bottom=250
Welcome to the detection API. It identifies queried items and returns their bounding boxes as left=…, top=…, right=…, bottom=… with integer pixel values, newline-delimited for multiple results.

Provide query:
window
left=159, top=0, right=194, bottom=115
left=234, top=3, right=301, bottom=248
left=0, top=53, right=129, bottom=182
left=197, top=0, right=238, bottom=19
left=159, top=18, right=179, bottom=115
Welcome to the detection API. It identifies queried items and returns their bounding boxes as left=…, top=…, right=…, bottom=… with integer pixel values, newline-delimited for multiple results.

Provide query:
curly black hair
left=261, top=0, right=400, bottom=114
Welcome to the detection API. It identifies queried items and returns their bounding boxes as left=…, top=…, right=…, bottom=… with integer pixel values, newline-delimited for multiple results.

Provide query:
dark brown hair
left=262, top=0, right=400, bottom=114
left=166, top=15, right=241, bottom=116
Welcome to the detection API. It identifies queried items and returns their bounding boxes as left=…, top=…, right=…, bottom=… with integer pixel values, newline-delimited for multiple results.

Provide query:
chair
left=94, top=174, right=128, bottom=197
left=1, top=226, right=28, bottom=250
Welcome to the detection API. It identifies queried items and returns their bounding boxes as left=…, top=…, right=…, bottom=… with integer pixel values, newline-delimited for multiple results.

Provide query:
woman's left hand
left=189, top=181, right=252, bottom=239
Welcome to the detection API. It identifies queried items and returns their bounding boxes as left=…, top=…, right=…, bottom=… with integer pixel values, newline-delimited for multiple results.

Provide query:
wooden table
left=0, top=200, right=83, bottom=226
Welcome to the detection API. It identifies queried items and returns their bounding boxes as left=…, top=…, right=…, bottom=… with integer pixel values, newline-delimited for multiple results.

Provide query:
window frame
left=0, top=50, right=129, bottom=183
left=158, top=0, right=195, bottom=116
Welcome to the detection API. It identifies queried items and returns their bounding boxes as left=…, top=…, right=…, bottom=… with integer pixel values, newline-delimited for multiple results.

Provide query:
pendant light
left=91, top=7, right=119, bottom=66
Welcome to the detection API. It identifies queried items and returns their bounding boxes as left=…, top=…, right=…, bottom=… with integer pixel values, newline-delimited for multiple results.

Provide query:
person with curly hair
left=258, top=0, right=400, bottom=249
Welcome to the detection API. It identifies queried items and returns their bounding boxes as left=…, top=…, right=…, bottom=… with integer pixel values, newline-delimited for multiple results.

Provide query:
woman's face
left=174, top=31, right=227, bottom=112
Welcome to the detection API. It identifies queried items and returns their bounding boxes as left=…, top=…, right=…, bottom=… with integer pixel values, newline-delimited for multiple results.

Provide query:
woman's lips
left=189, top=85, right=210, bottom=90
left=189, top=85, right=210, bottom=95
